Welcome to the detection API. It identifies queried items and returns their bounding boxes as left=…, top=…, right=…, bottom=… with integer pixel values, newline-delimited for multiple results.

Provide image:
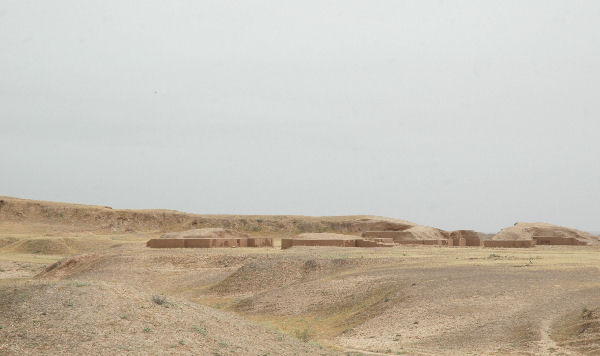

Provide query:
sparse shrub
left=252, top=226, right=261, bottom=232
left=218, top=341, right=228, bottom=347
left=152, top=295, right=167, bottom=305
left=256, top=219, right=263, bottom=223
left=310, top=341, right=323, bottom=349
left=143, top=327, right=151, bottom=333
left=192, top=325, right=207, bottom=336
left=178, top=340, right=185, bottom=345
left=120, top=315, right=128, bottom=320
left=295, top=328, right=313, bottom=342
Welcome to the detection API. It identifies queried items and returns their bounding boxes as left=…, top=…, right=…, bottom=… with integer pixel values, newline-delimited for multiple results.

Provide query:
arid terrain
left=1, top=196, right=599, bottom=355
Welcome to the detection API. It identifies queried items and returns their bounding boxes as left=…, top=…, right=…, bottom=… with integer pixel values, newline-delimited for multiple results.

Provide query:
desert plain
left=0, top=196, right=599, bottom=356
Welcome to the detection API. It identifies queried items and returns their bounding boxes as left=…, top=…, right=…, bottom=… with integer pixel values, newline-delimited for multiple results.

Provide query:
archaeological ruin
left=146, top=228, right=273, bottom=248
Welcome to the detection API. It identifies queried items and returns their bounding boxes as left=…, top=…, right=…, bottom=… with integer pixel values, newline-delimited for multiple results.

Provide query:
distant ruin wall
left=146, top=239, right=185, bottom=248
left=450, top=230, right=481, bottom=246
left=483, top=240, right=536, bottom=248
left=532, top=236, right=587, bottom=246
left=281, top=239, right=358, bottom=249
left=281, top=237, right=394, bottom=249
left=394, top=239, right=452, bottom=246
left=355, top=239, right=394, bottom=248
left=146, top=237, right=273, bottom=248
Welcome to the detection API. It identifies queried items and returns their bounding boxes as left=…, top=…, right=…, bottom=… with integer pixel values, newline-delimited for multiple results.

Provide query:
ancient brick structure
left=146, top=228, right=273, bottom=248
left=532, top=236, right=588, bottom=246
left=450, top=230, right=482, bottom=246
left=146, top=237, right=272, bottom=248
left=483, top=240, right=536, bottom=248
left=280, top=233, right=395, bottom=250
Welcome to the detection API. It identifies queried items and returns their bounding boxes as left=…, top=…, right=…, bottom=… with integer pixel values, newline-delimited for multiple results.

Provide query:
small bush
left=192, top=325, right=207, bottom=336
left=152, top=295, right=167, bottom=305
left=295, top=328, right=313, bottom=342
left=143, top=327, right=151, bottom=333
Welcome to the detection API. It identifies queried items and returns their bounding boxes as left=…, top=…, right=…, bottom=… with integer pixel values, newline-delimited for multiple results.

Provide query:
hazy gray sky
left=1, top=1, right=599, bottom=232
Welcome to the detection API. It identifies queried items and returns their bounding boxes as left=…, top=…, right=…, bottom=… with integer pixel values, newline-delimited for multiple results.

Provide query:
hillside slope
left=0, top=196, right=415, bottom=235
left=492, top=222, right=600, bottom=245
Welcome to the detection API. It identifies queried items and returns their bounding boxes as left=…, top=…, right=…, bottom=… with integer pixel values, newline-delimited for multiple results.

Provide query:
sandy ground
left=2, top=238, right=599, bottom=355
left=1, top=197, right=599, bottom=355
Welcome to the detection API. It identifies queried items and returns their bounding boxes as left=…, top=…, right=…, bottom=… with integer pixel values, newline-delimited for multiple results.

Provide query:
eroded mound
left=210, top=257, right=382, bottom=296
left=295, top=233, right=360, bottom=240
left=0, top=281, right=334, bottom=355
left=40, top=254, right=102, bottom=279
left=493, top=222, right=599, bottom=245
left=161, top=228, right=250, bottom=239
left=0, top=238, right=115, bottom=255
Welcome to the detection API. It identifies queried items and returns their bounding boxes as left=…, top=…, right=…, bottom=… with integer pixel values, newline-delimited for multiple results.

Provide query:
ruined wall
left=355, top=239, right=394, bottom=247
left=281, top=238, right=294, bottom=249
left=281, top=237, right=394, bottom=249
left=483, top=240, right=536, bottom=248
left=450, top=230, right=481, bottom=246
left=393, top=239, right=451, bottom=246
left=532, top=236, right=587, bottom=246
left=146, top=237, right=273, bottom=248
left=146, top=239, right=185, bottom=248
left=246, top=237, right=273, bottom=247
left=284, top=239, right=358, bottom=248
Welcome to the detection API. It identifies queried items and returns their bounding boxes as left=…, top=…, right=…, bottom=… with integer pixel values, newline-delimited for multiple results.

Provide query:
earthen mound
left=551, top=306, right=600, bottom=354
left=363, top=226, right=450, bottom=245
left=281, top=233, right=394, bottom=249
left=210, top=257, right=381, bottom=295
left=295, top=233, right=359, bottom=240
left=148, top=228, right=272, bottom=248
left=1, top=237, right=115, bottom=255
left=0, top=281, right=330, bottom=355
left=492, top=222, right=599, bottom=246
left=161, top=228, right=250, bottom=239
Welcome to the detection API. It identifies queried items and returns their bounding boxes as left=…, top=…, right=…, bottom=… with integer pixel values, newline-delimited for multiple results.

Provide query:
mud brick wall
left=148, top=237, right=273, bottom=248
left=450, top=230, right=481, bottom=246
left=532, top=236, right=587, bottom=246
left=281, top=238, right=294, bottom=249
left=290, top=239, right=358, bottom=248
left=394, top=239, right=426, bottom=245
left=483, top=240, right=536, bottom=248
left=355, top=239, right=393, bottom=247
left=146, top=239, right=185, bottom=248
left=183, top=239, right=214, bottom=248
left=247, top=237, right=273, bottom=247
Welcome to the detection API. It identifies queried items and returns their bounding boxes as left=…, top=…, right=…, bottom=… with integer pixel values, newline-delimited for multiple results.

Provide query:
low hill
left=0, top=196, right=415, bottom=235
left=0, top=280, right=335, bottom=355
left=492, top=222, right=600, bottom=245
